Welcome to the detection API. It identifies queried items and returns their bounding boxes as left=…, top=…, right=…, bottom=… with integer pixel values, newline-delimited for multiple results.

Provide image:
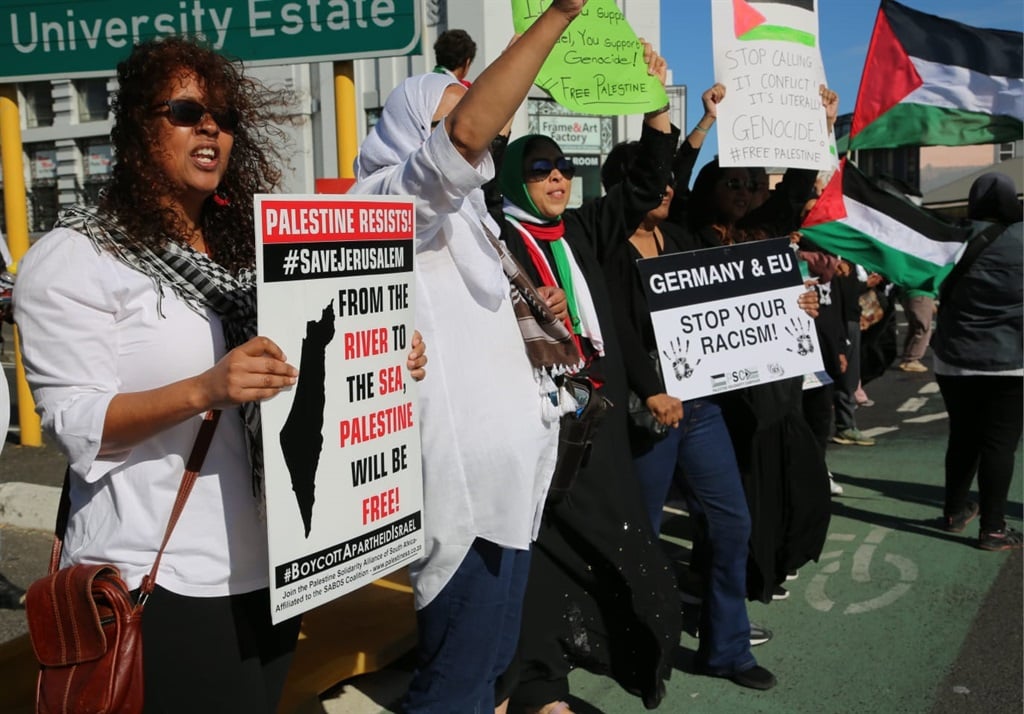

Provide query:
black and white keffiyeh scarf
left=56, top=204, right=265, bottom=500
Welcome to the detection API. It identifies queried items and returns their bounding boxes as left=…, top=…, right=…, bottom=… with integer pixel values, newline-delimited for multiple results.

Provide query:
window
left=998, top=142, right=1015, bottom=161
left=84, top=142, right=112, bottom=179
left=29, top=144, right=57, bottom=186
left=30, top=186, right=58, bottom=233
left=76, top=79, right=110, bottom=122
left=22, top=82, right=54, bottom=128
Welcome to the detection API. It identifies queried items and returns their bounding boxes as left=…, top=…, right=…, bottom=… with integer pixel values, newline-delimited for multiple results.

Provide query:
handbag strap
left=48, top=410, right=222, bottom=601
left=938, top=222, right=1004, bottom=304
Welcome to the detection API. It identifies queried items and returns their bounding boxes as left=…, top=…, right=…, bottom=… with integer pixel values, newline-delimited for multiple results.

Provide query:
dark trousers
left=403, top=538, right=532, bottom=713
left=802, top=383, right=835, bottom=458
left=937, top=374, right=1024, bottom=533
left=834, top=320, right=861, bottom=432
left=633, top=399, right=755, bottom=674
left=141, top=586, right=301, bottom=714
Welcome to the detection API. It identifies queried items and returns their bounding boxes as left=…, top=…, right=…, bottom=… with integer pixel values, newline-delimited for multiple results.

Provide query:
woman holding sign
left=490, top=46, right=684, bottom=712
left=14, top=36, right=428, bottom=713
left=679, top=87, right=839, bottom=605
left=351, top=2, right=591, bottom=712
left=598, top=91, right=778, bottom=692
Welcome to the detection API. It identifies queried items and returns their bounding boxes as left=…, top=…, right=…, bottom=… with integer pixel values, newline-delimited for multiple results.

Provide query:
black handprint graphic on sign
left=785, top=316, right=815, bottom=356
left=663, top=337, right=701, bottom=380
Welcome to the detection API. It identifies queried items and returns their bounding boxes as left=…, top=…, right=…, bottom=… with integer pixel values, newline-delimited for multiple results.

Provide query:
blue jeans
left=402, top=539, right=532, bottom=713
left=633, top=399, right=756, bottom=674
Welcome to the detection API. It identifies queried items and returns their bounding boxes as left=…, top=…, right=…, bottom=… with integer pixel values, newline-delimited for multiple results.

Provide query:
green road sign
left=0, top=0, right=420, bottom=82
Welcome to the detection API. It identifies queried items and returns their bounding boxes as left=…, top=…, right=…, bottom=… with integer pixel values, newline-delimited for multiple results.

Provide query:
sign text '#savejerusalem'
left=0, top=0, right=419, bottom=82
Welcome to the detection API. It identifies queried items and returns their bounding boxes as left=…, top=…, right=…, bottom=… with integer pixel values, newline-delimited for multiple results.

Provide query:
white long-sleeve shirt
left=353, top=122, right=559, bottom=609
left=14, top=228, right=268, bottom=596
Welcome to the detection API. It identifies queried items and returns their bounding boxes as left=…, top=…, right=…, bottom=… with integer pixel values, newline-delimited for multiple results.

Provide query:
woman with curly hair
left=14, top=36, right=425, bottom=712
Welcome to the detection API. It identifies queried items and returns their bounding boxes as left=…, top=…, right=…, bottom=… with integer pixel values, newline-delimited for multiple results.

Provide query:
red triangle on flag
left=850, top=4, right=923, bottom=141
left=802, top=160, right=848, bottom=228
left=733, top=0, right=767, bottom=38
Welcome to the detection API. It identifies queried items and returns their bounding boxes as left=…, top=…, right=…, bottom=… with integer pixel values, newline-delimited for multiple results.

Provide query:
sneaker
left=941, top=502, right=979, bottom=533
left=695, top=622, right=773, bottom=646
left=749, top=623, right=773, bottom=646
left=771, top=585, right=789, bottom=601
left=785, top=570, right=799, bottom=581
left=830, top=476, right=844, bottom=496
left=832, top=428, right=876, bottom=446
left=0, top=573, right=26, bottom=610
left=899, top=359, right=928, bottom=373
left=978, top=526, right=1024, bottom=552
left=856, top=398, right=875, bottom=407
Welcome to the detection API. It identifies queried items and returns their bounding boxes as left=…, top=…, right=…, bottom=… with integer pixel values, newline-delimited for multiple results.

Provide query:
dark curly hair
left=102, top=36, right=292, bottom=274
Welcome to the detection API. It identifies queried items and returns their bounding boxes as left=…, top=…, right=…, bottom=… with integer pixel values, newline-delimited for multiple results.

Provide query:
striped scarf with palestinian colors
left=848, top=0, right=1023, bottom=151
left=800, top=159, right=972, bottom=292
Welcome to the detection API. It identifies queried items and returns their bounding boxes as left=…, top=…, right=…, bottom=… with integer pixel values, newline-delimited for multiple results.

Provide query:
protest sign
left=637, top=237, right=824, bottom=401
left=711, top=0, right=837, bottom=171
left=511, top=0, right=668, bottom=115
left=256, top=194, right=423, bottom=624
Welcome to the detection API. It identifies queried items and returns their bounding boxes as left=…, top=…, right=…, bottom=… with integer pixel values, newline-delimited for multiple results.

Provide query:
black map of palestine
left=279, top=301, right=336, bottom=538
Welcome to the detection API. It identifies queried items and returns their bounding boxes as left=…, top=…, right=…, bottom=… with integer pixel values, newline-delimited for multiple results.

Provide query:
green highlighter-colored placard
left=512, top=0, right=668, bottom=116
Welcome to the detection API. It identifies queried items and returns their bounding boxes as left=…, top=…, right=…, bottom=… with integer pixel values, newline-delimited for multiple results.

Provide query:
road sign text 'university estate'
left=0, top=0, right=419, bottom=82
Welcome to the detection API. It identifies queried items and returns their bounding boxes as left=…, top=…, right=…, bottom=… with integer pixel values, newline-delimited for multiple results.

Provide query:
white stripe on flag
left=842, top=196, right=967, bottom=267
left=904, top=57, right=1023, bottom=119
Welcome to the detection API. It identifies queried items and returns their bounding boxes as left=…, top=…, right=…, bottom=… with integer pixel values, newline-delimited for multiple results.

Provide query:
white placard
left=711, top=0, right=837, bottom=171
left=637, top=238, right=824, bottom=401
left=255, top=193, right=423, bottom=624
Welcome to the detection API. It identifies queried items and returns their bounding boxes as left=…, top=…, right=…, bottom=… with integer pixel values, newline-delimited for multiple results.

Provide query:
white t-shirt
left=14, top=228, right=268, bottom=596
left=353, top=124, right=559, bottom=609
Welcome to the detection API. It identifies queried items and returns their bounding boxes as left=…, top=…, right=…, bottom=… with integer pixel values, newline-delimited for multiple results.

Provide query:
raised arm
left=445, top=0, right=586, bottom=163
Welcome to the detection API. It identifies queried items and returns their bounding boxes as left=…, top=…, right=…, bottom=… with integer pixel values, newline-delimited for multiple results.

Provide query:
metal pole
left=0, top=84, right=41, bottom=446
left=334, top=61, right=358, bottom=180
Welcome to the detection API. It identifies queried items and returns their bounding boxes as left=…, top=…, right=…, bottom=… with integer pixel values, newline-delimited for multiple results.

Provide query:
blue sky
left=660, top=0, right=1023, bottom=140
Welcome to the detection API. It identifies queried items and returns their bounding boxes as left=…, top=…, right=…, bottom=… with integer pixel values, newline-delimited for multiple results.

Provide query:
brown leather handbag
left=26, top=410, right=220, bottom=714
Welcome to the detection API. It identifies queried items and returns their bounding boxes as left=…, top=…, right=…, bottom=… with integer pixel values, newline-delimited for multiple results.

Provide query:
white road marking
left=904, top=412, right=949, bottom=424
left=918, top=382, right=940, bottom=394
left=804, top=529, right=918, bottom=615
left=862, top=426, right=899, bottom=438
left=897, top=397, right=928, bottom=412
left=844, top=554, right=918, bottom=615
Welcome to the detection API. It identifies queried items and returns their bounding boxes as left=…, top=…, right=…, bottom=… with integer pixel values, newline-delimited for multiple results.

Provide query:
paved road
left=1, top=341, right=1021, bottom=714
left=317, top=356, right=1022, bottom=714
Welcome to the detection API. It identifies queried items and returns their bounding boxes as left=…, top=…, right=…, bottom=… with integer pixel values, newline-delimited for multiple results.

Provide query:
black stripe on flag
left=842, top=161, right=967, bottom=246
left=883, top=0, right=1022, bottom=79
left=752, top=0, right=815, bottom=10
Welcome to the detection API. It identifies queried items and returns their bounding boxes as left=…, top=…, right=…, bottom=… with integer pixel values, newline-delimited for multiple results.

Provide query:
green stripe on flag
left=800, top=220, right=958, bottom=293
left=849, top=103, right=1024, bottom=151
left=739, top=25, right=816, bottom=47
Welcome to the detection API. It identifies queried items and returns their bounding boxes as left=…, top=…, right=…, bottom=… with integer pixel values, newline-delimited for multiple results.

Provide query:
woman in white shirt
left=351, top=2, right=587, bottom=711
left=14, top=37, right=425, bottom=713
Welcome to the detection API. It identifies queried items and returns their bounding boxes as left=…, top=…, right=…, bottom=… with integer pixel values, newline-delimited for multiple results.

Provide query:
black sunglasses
left=154, top=99, right=240, bottom=132
left=526, top=156, right=576, bottom=182
left=723, top=177, right=761, bottom=192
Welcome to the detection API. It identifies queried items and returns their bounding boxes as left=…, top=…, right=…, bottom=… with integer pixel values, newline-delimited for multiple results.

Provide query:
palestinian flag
left=733, top=0, right=817, bottom=48
left=801, top=159, right=969, bottom=292
left=849, top=0, right=1023, bottom=150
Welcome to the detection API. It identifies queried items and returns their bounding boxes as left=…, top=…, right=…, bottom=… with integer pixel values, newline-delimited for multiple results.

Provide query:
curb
left=0, top=482, right=59, bottom=531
